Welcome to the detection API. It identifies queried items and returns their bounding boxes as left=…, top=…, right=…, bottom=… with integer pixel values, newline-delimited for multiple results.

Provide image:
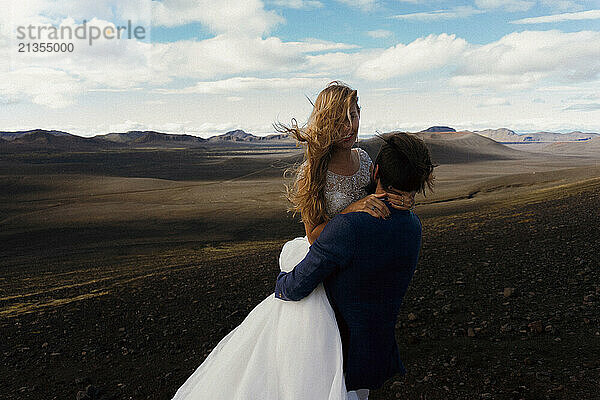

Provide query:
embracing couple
left=172, top=82, right=435, bottom=400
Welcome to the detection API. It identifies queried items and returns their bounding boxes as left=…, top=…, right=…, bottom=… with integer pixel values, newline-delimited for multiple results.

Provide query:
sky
left=0, top=0, right=599, bottom=138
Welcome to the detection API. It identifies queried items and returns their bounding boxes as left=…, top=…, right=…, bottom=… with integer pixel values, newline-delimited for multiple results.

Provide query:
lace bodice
left=324, top=148, right=372, bottom=217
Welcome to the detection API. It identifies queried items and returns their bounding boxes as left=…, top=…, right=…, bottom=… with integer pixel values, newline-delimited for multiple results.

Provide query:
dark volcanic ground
left=1, top=182, right=600, bottom=399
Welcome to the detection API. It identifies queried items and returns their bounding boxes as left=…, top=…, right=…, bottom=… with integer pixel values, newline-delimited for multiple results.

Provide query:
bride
left=171, top=82, right=414, bottom=400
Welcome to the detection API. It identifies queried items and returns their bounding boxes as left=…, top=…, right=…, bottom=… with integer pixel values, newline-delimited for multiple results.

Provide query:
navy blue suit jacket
left=275, top=206, right=422, bottom=391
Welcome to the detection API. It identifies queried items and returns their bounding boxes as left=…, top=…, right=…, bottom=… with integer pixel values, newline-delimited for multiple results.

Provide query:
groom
left=275, top=132, right=435, bottom=400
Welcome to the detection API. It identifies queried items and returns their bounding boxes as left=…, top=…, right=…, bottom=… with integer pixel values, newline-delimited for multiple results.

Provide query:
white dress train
left=171, top=236, right=347, bottom=400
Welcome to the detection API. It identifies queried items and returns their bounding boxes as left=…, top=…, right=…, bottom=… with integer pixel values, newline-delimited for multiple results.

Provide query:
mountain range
left=0, top=129, right=294, bottom=152
left=472, top=128, right=599, bottom=143
left=1, top=127, right=598, bottom=154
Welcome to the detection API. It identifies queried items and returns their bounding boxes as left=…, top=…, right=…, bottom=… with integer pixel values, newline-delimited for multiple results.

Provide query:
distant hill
left=475, top=128, right=600, bottom=143
left=360, top=130, right=523, bottom=164
left=260, top=133, right=293, bottom=141
left=208, top=130, right=258, bottom=142
left=0, top=128, right=294, bottom=152
left=0, top=129, right=74, bottom=141
left=420, top=126, right=456, bottom=133
left=96, top=131, right=207, bottom=148
left=94, top=131, right=149, bottom=143
left=0, top=129, right=124, bottom=152
left=207, top=130, right=291, bottom=142
left=543, top=137, right=600, bottom=157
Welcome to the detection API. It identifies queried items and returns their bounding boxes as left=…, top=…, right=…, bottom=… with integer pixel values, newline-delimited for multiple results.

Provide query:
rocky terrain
left=1, top=176, right=598, bottom=400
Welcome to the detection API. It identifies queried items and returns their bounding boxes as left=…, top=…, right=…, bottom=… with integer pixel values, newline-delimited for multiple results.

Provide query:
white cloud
left=352, top=29, right=600, bottom=92
left=159, top=76, right=330, bottom=94
left=151, top=0, right=283, bottom=35
left=335, top=0, right=378, bottom=11
left=477, top=97, right=511, bottom=107
left=564, top=103, right=600, bottom=111
left=271, top=0, right=324, bottom=9
left=305, top=51, right=367, bottom=74
left=511, top=9, right=600, bottom=24
left=539, top=0, right=585, bottom=12
left=450, top=73, right=548, bottom=90
left=356, top=33, right=469, bottom=80
left=1, top=3, right=358, bottom=107
left=366, top=30, right=393, bottom=38
left=151, top=35, right=358, bottom=80
left=285, top=38, right=360, bottom=52
left=2, top=0, right=281, bottom=37
left=453, top=30, right=600, bottom=89
left=1, top=17, right=162, bottom=107
left=1, top=0, right=152, bottom=26
left=391, top=6, right=483, bottom=20
left=475, top=0, right=536, bottom=12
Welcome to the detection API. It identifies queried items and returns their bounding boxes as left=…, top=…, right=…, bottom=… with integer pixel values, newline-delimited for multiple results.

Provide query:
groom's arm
left=275, top=215, right=356, bottom=301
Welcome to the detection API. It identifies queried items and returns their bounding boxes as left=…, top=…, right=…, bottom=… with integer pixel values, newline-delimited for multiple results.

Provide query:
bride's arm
left=304, top=194, right=390, bottom=244
left=303, top=169, right=415, bottom=244
left=305, top=221, right=326, bottom=245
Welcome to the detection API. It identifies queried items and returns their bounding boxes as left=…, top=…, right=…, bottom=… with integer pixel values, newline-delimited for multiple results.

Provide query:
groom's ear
left=372, top=164, right=380, bottom=182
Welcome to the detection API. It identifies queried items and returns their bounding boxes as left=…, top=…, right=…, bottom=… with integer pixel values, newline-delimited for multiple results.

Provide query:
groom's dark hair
left=373, top=132, right=435, bottom=195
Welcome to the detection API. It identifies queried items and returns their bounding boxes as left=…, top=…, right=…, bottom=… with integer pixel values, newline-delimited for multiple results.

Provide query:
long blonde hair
left=275, top=81, right=359, bottom=227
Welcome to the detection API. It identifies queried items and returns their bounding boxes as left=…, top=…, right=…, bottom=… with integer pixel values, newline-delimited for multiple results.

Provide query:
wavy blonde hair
left=275, top=81, right=359, bottom=228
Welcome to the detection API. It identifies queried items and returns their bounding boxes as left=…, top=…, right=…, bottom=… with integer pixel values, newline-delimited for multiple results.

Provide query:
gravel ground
left=1, top=183, right=599, bottom=400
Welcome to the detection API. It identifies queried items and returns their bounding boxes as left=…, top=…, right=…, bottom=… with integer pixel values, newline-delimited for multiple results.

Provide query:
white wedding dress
left=172, top=148, right=372, bottom=400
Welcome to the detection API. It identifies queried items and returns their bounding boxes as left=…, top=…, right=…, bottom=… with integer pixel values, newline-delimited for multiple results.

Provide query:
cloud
left=151, top=0, right=283, bottom=35
left=305, top=51, right=378, bottom=75
left=151, top=35, right=358, bottom=80
left=0, top=4, right=358, bottom=108
left=539, top=0, right=585, bottom=12
left=474, top=0, right=536, bottom=12
left=271, top=0, right=324, bottom=9
left=450, top=72, right=548, bottom=90
left=511, top=9, right=600, bottom=24
left=1, top=0, right=153, bottom=25
left=477, top=97, right=511, bottom=107
left=564, top=103, right=600, bottom=111
left=453, top=30, right=600, bottom=89
left=2, top=0, right=283, bottom=37
left=1, top=17, right=162, bottom=107
left=0, top=67, right=88, bottom=108
left=366, top=29, right=393, bottom=38
left=353, top=29, right=600, bottom=92
left=285, top=38, right=360, bottom=52
left=158, top=76, right=330, bottom=94
left=334, top=0, right=378, bottom=11
left=391, top=6, right=483, bottom=20
left=356, top=33, right=468, bottom=80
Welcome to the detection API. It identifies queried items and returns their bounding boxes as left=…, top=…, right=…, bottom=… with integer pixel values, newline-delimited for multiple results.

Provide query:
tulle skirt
left=171, top=236, right=347, bottom=400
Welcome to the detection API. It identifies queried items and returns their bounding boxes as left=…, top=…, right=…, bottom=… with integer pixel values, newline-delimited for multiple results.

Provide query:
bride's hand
left=341, top=193, right=391, bottom=219
left=384, top=191, right=415, bottom=211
